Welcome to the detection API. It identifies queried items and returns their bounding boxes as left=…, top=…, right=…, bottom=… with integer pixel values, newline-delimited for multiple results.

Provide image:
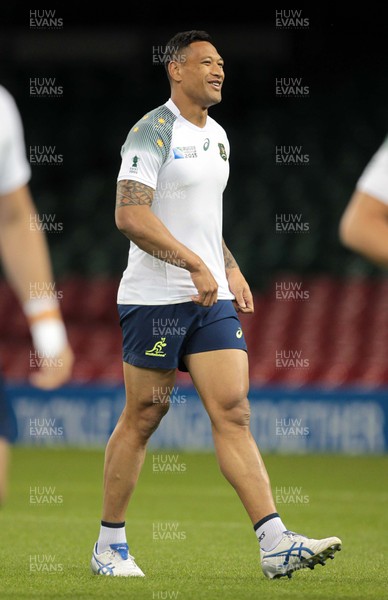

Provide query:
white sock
left=97, top=521, right=127, bottom=554
left=254, top=513, right=287, bottom=552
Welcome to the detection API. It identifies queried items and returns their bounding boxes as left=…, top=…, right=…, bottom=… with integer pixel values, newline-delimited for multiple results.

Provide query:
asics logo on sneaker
left=266, top=541, right=314, bottom=566
left=110, top=543, right=129, bottom=560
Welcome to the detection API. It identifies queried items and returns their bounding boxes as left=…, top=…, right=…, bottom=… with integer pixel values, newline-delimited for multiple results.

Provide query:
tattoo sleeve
left=116, top=180, right=154, bottom=208
left=222, top=239, right=239, bottom=270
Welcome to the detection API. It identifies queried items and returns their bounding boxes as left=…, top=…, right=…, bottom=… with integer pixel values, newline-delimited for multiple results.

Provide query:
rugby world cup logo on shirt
left=129, top=155, right=139, bottom=173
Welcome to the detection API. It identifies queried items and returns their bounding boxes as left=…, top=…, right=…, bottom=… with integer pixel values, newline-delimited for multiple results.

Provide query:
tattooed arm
left=115, top=179, right=219, bottom=306
left=222, top=238, right=239, bottom=273
left=116, top=179, right=154, bottom=208
left=222, top=237, right=254, bottom=313
left=115, top=179, right=195, bottom=267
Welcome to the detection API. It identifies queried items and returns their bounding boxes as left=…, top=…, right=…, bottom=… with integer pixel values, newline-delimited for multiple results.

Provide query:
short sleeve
left=0, top=86, right=31, bottom=195
left=356, top=137, right=388, bottom=205
left=117, top=106, right=175, bottom=190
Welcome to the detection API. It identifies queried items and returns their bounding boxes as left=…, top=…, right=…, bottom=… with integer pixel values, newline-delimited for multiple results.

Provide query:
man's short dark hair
left=163, top=30, right=213, bottom=76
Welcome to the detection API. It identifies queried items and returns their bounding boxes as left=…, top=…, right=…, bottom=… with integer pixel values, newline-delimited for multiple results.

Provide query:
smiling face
left=169, top=41, right=225, bottom=108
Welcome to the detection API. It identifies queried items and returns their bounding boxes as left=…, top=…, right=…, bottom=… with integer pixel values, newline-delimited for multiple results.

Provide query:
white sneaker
left=261, top=531, right=342, bottom=579
left=90, top=542, right=145, bottom=577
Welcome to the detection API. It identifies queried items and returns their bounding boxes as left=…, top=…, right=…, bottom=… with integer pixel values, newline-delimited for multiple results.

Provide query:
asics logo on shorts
left=236, top=328, right=243, bottom=339
left=145, top=337, right=167, bottom=357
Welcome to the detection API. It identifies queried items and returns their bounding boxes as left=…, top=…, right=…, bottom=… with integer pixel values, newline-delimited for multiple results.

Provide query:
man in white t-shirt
left=91, top=30, right=342, bottom=580
left=0, top=85, right=74, bottom=504
left=340, top=136, right=388, bottom=264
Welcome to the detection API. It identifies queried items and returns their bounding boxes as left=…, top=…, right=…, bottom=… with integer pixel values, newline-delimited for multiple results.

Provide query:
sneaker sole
left=270, top=542, right=342, bottom=580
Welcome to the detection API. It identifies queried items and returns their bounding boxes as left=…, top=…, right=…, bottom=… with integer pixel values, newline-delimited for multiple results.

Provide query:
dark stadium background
left=1, top=6, right=388, bottom=445
left=1, top=8, right=386, bottom=283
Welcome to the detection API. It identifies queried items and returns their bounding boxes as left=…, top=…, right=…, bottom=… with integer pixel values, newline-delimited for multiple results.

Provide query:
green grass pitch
left=0, top=448, right=387, bottom=599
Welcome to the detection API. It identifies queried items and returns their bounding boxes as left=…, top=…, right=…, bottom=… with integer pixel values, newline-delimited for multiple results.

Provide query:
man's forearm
left=222, top=238, right=239, bottom=274
left=116, top=179, right=207, bottom=274
left=117, top=205, right=204, bottom=273
left=0, top=186, right=56, bottom=305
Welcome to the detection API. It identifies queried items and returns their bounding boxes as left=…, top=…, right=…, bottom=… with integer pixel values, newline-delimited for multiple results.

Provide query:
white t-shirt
left=356, top=136, right=388, bottom=204
left=117, top=98, right=234, bottom=305
left=0, top=85, right=31, bottom=194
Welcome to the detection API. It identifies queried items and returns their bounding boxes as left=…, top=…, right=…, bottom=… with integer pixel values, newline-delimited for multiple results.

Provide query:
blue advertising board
left=6, top=384, right=388, bottom=453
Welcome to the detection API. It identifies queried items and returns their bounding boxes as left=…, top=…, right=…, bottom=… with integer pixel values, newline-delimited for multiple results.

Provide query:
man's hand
left=190, top=262, right=218, bottom=307
left=29, top=343, right=74, bottom=390
left=227, top=268, right=254, bottom=313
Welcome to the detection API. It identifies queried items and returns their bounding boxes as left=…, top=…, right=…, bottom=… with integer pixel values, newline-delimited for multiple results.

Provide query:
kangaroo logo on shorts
left=145, top=337, right=167, bottom=357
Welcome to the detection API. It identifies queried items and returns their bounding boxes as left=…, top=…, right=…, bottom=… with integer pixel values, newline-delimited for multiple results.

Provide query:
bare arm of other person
left=339, top=190, right=388, bottom=268
left=0, top=184, right=74, bottom=389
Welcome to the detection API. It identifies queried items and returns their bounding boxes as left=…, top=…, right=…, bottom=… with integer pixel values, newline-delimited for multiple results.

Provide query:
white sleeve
left=356, top=137, right=388, bottom=205
left=0, top=86, right=31, bottom=195
left=117, top=118, right=167, bottom=189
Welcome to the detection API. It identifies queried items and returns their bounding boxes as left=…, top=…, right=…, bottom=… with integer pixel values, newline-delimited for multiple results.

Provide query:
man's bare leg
left=91, top=363, right=176, bottom=576
left=184, top=349, right=342, bottom=579
left=184, top=349, right=276, bottom=524
left=102, top=362, right=176, bottom=522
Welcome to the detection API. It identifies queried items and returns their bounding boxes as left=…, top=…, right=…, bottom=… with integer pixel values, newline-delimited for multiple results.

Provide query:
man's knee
left=211, top=392, right=251, bottom=429
left=124, top=396, right=170, bottom=440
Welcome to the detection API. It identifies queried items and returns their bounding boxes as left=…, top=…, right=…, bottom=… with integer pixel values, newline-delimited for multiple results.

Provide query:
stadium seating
left=2, top=274, right=388, bottom=389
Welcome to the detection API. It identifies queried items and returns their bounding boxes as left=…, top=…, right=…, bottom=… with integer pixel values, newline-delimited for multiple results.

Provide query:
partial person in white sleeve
left=0, top=85, right=74, bottom=505
left=340, top=135, right=388, bottom=264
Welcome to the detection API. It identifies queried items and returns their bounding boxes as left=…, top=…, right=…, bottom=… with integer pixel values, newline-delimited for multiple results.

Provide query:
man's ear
left=168, top=60, right=183, bottom=83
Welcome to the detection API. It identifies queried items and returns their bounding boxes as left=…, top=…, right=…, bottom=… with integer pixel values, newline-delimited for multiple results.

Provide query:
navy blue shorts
left=0, top=375, right=17, bottom=443
left=118, top=300, right=247, bottom=371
